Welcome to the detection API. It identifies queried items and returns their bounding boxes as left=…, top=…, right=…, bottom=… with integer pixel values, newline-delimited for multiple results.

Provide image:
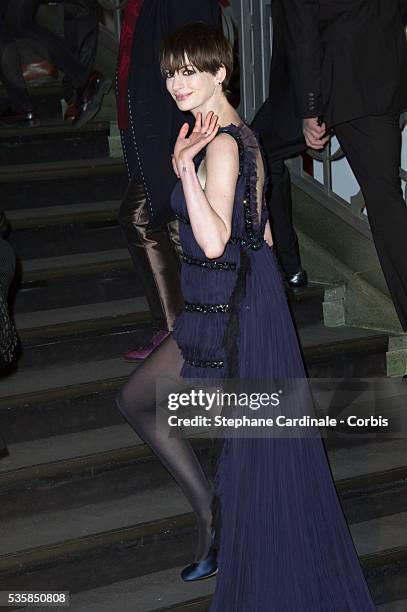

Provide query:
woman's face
left=165, top=61, right=218, bottom=112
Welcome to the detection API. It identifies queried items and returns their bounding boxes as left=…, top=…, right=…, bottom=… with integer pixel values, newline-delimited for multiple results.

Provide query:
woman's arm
left=173, top=112, right=239, bottom=259
left=180, top=134, right=238, bottom=259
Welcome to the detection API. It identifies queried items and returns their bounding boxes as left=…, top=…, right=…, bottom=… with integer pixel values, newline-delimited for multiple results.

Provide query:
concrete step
left=10, top=214, right=123, bottom=260
left=42, top=573, right=407, bottom=612
left=0, top=356, right=136, bottom=400
left=378, top=599, right=407, bottom=612
left=7, top=201, right=124, bottom=260
left=1, top=158, right=127, bottom=210
left=0, top=425, right=214, bottom=521
left=6, top=200, right=120, bottom=230
left=61, top=566, right=214, bottom=612
left=0, top=80, right=68, bottom=124
left=0, top=121, right=110, bottom=165
left=0, top=487, right=406, bottom=604
left=0, top=424, right=405, bottom=522
left=15, top=249, right=136, bottom=313
left=0, top=324, right=391, bottom=445
left=21, top=249, right=131, bottom=282
left=14, top=306, right=389, bottom=374
left=15, top=297, right=151, bottom=368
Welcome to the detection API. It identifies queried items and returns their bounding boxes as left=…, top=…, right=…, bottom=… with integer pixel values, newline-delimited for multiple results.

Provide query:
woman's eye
left=165, top=71, right=174, bottom=79
left=183, top=69, right=195, bottom=76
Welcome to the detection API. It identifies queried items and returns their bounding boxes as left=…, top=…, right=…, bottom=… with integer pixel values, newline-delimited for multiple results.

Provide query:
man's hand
left=303, top=117, right=330, bottom=150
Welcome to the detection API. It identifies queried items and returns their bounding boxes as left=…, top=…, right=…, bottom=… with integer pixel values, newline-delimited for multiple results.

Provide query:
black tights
left=116, top=335, right=214, bottom=562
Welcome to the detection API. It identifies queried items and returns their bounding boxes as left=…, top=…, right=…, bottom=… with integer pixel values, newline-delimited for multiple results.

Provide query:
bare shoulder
left=205, top=132, right=239, bottom=167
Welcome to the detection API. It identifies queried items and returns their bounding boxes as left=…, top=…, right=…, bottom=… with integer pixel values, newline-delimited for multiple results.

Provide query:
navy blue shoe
left=181, top=535, right=218, bottom=581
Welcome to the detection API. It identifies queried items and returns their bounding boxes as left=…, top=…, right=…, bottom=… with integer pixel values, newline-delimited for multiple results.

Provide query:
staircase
left=0, top=122, right=406, bottom=612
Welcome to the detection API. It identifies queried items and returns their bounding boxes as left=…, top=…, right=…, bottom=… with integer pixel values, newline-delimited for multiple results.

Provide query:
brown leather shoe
left=72, top=71, right=111, bottom=129
left=22, top=60, right=58, bottom=87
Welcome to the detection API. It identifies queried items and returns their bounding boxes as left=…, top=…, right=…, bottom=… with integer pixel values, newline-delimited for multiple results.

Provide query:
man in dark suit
left=251, top=0, right=308, bottom=288
left=116, top=0, right=221, bottom=360
left=279, top=0, right=407, bottom=330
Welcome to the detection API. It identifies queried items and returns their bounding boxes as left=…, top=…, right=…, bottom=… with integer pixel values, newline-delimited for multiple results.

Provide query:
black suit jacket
left=278, top=0, right=407, bottom=127
left=126, top=0, right=220, bottom=228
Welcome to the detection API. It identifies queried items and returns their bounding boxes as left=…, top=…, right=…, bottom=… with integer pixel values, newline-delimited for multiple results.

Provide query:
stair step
left=0, top=80, right=68, bottom=124
left=61, top=578, right=407, bottom=612
left=301, top=323, right=389, bottom=377
left=0, top=323, right=391, bottom=443
left=62, top=566, right=214, bottom=612
left=0, top=378, right=127, bottom=443
left=15, top=311, right=389, bottom=374
left=1, top=158, right=127, bottom=209
left=6, top=201, right=120, bottom=229
left=0, top=356, right=135, bottom=399
left=0, top=425, right=214, bottom=521
left=21, top=249, right=131, bottom=282
left=15, top=297, right=151, bottom=368
left=378, top=599, right=407, bottom=612
left=0, top=121, right=110, bottom=165
left=0, top=488, right=406, bottom=603
left=14, top=248, right=135, bottom=313
left=10, top=214, right=123, bottom=260
left=8, top=201, right=124, bottom=260
left=16, top=297, right=147, bottom=332
left=287, top=284, right=325, bottom=326
left=0, top=422, right=405, bottom=521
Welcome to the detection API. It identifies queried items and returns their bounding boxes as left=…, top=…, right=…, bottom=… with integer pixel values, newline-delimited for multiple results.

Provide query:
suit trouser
left=63, top=0, right=99, bottom=101
left=119, top=172, right=183, bottom=331
left=266, top=156, right=303, bottom=275
left=250, top=100, right=304, bottom=276
left=335, top=114, right=407, bottom=332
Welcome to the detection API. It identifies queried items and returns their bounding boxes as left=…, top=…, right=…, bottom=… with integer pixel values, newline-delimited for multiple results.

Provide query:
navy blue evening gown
left=171, top=123, right=376, bottom=611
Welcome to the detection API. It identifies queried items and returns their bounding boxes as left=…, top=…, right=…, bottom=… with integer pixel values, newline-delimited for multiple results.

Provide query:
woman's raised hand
left=172, top=111, right=219, bottom=178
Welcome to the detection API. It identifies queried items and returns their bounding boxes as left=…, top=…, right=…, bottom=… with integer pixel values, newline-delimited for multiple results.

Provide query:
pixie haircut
left=160, top=22, right=233, bottom=91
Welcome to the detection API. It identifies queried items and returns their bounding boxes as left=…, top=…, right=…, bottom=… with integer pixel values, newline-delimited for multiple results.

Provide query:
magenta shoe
left=123, top=329, right=170, bottom=361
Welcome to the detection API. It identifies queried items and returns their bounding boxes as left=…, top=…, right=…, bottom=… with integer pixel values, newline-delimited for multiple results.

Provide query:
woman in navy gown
left=117, top=22, right=376, bottom=611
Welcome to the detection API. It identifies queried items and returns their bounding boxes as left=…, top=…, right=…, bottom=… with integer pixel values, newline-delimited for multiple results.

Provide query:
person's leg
left=167, top=217, right=183, bottom=260
left=62, top=0, right=99, bottom=102
left=63, top=0, right=98, bottom=75
left=267, top=155, right=303, bottom=276
left=251, top=98, right=307, bottom=286
left=335, top=114, right=407, bottom=331
left=0, top=31, right=32, bottom=112
left=6, top=0, right=88, bottom=87
left=116, top=335, right=214, bottom=561
left=119, top=174, right=184, bottom=332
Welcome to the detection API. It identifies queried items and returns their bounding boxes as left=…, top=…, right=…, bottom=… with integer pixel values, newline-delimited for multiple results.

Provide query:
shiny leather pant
left=119, top=176, right=183, bottom=331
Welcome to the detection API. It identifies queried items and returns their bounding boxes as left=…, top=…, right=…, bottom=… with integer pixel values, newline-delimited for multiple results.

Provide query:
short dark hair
left=160, top=22, right=233, bottom=92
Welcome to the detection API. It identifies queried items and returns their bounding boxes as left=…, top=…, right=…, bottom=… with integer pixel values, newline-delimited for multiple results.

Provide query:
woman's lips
left=175, top=93, right=192, bottom=101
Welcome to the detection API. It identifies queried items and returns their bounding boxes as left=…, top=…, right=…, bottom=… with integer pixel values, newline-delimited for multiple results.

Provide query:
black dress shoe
left=286, top=269, right=308, bottom=289
left=72, top=71, right=111, bottom=129
left=181, top=533, right=218, bottom=581
left=0, top=107, right=38, bottom=127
